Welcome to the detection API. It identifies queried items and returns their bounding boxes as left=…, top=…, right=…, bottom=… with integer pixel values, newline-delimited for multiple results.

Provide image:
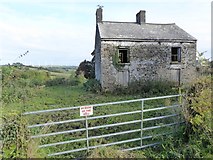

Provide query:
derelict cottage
left=93, top=7, right=197, bottom=91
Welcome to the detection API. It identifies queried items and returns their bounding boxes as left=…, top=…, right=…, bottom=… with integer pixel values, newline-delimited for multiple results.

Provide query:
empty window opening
left=118, top=49, right=130, bottom=63
left=171, top=47, right=181, bottom=62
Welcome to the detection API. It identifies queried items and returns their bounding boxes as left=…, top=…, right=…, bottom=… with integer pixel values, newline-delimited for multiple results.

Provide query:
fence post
left=179, top=87, right=183, bottom=107
left=85, top=116, right=89, bottom=152
left=141, top=100, right=144, bottom=148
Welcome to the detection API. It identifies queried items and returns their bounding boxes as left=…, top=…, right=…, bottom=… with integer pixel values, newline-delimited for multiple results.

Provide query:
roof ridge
left=145, top=23, right=175, bottom=25
left=101, top=21, right=175, bottom=25
left=102, top=21, right=136, bottom=24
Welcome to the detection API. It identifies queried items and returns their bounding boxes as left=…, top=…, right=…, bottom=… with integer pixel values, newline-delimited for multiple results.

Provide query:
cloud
left=0, top=0, right=211, bottom=65
left=0, top=4, right=95, bottom=65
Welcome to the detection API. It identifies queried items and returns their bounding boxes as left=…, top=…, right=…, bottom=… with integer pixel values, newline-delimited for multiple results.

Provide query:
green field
left=1, top=65, right=212, bottom=159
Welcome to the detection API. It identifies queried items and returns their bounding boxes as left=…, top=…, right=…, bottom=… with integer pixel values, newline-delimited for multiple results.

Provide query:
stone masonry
left=99, top=41, right=196, bottom=90
left=93, top=7, right=197, bottom=91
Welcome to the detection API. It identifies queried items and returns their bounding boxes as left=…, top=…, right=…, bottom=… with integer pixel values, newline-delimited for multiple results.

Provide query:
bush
left=182, top=76, right=212, bottom=142
left=83, top=79, right=101, bottom=93
left=2, top=66, right=39, bottom=104
left=45, top=77, right=80, bottom=87
left=2, top=66, right=50, bottom=87
left=112, top=80, right=177, bottom=96
left=1, top=111, right=48, bottom=158
left=144, top=76, right=212, bottom=159
left=1, top=112, right=30, bottom=158
left=45, top=78, right=67, bottom=86
left=69, top=78, right=81, bottom=86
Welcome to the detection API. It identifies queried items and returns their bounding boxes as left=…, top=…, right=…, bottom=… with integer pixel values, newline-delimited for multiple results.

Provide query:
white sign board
left=80, top=106, right=93, bottom=116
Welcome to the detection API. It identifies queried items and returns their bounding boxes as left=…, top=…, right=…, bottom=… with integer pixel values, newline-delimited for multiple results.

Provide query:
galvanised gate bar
left=23, top=94, right=184, bottom=157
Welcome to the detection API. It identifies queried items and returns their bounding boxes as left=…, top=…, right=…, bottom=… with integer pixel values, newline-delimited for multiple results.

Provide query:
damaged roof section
left=97, top=21, right=197, bottom=42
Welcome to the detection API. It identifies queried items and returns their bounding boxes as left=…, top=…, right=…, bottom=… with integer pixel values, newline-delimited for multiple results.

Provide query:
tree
left=196, top=51, right=211, bottom=75
left=75, top=60, right=95, bottom=79
left=12, top=62, right=24, bottom=67
left=196, top=51, right=209, bottom=66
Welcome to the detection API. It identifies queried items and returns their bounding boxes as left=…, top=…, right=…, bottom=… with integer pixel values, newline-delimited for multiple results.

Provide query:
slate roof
left=98, top=21, right=196, bottom=41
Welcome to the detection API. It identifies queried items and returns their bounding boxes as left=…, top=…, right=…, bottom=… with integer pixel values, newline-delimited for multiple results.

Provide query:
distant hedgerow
left=45, top=77, right=80, bottom=86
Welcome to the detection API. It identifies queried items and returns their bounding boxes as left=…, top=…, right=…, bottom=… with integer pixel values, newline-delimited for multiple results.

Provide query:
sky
left=0, top=0, right=211, bottom=66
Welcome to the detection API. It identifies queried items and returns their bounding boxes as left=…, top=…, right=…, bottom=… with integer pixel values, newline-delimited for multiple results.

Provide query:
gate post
left=177, top=89, right=182, bottom=133
left=85, top=116, right=89, bottom=152
left=141, top=100, right=144, bottom=148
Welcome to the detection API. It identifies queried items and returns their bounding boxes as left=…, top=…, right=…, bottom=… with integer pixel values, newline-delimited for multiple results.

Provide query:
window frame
left=117, top=47, right=130, bottom=64
left=171, top=47, right=181, bottom=63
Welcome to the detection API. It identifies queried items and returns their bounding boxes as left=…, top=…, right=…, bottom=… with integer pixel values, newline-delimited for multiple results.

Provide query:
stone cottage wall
left=99, top=41, right=196, bottom=91
left=94, top=27, right=102, bottom=81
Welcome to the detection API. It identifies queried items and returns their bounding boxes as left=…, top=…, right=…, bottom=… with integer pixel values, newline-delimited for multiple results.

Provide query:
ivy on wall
left=112, top=47, right=127, bottom=71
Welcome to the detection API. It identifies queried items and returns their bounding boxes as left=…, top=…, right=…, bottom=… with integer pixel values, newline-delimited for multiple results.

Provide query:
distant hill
left=1, top=63, right=78, bottom=72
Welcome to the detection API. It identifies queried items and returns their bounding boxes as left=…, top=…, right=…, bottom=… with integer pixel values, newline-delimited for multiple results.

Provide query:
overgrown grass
left=1, top=65, right=154, bottom=158
left=1, top=65, right=211, bottom=158
left=88, top=146, right=146, bottom=158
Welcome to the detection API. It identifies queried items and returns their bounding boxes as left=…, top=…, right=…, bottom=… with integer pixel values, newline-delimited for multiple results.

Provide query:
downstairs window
left=118, top=48, right=130, bottom=64
left=171, top=47, right=181, bottom=62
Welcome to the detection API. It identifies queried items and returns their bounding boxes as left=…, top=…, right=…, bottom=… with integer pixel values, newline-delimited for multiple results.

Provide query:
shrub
left=1, top=112, right=30, bottom=158
left=75, top=73, right=87, bottom=84
left=69, top=78, right=80, bottom=86
left=112, top=79, right=177, bottom=96
left=45, top=77, right=81, bottom=87
left=45, top=78, right=67, bottom=86
left=28, top=70, right=50, bottom=86
left=144, top=76, right=212, bottom=159
left=1, top=111, right=48, bottom=158
left=2, top=66, right=38, bottom=104
left=83, top=79, right=101, bottom=93
left=2, top=66, right=50, bottom=87
left=182, top=76, right=212, bottom=142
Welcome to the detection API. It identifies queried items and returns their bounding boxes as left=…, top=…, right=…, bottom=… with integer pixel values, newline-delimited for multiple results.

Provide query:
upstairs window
left=118, top=48, right=130, bottom=64
left=171, top=47, right=181, bottom=62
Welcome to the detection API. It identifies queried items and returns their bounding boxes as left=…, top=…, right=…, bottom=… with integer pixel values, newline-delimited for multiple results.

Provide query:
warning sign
left=80, top=106, right=93, bottom=116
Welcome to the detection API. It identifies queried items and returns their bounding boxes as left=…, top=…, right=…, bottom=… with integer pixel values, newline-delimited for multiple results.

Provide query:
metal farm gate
left=23, top=94, right=184, bottom=157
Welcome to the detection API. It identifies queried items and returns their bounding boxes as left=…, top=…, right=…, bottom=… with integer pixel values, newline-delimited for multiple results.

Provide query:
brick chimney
left=136, top=10, right=146, bottom=24
left=96, top=7, right=103, bottom=23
